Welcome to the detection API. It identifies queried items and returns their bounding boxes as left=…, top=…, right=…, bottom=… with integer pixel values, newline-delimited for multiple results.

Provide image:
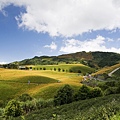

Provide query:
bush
left=43, top=67, right=46, bottom=70
left=91, top=87, right=103, bottom=98
left=54, top=68, right=56, bottom=71
left=104, top=87, right=117, bottom=95
left=21, top=100, right=36, bottom=113
left=54, top=84, right=74, bottom=106
left=36, top=98, right=54, bottom=109
left=19, top=94, right=33, bottom=102
left=4, top=99, right=23, bottom=118
left=58, top=68, right=61, bottom=72
left=74, top=85, right=92, bottom=101
left=105, top=81, right=116, bottom=87
left=74, top=85, right=103, bottom=101
left=0, top=108, right=4, bottom=116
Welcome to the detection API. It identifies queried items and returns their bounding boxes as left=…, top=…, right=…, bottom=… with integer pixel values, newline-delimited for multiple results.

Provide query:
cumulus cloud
left=0, top=0, right=120, bottom=37
left=60, top=36, right=120, bottom=53
left=44, top=42, right=57, bottom=50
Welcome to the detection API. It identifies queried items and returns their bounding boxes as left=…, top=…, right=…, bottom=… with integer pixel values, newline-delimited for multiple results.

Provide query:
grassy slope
left=0, top=67, right=83, bottom=102
left=32, top=64, right=94, bottom=73
left=93, top=63, right=120, bottom=75
left=0, top=62, right=119, bottom=102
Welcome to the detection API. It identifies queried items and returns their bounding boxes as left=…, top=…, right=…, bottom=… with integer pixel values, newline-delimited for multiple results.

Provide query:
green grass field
left=0, top=63, right=119, bottom=104
left=0, top=65, right=84, bottom=103
left=32, top=64, right=95, bottom=73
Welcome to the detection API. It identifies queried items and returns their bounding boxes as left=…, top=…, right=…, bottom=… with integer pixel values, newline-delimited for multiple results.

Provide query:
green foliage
left=74, top=85, right=103, bottom=101
left=19, top=94, right=33, bottom=102
left=0, top=108, right=4, bottom=116
left=74, top=85, right=92, bottom=101
left=54, top=84, right=74, bottom=106
left=58, top=68, right=61, bottom=71
left=43, top=67, right=46, bottom=70
left=54, top=68, right=56, bottom=71
left=21, top=98, right=54, bottom=114
left=4, top=99, right=23, bottom=118
left=20, top=94, right=120, bottom=120
left=104, top=87, right=118, bottom=95
left=21, top=100, right=36, bottom=113
left=90, top=87, right=103, bottom=98
left=111, top=113, right=120, bottom=120
left=92, top=52, right=120, bottom=67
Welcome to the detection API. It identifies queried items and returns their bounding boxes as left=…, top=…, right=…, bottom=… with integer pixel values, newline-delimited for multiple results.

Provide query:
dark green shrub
left=74, top=85, right=92, bottom=101
left=22, top=100, right=36, bottom=113
left=105, top=81, right=116, bottom=87
left=58, top=68, right=61, bottom=72
left=40, top=68, right=42, bottom=70
left=36, top=99, right=54, bottom=109
left=98, top=83, right=109, bottom=91
left=4, top=99, right=23, bottom=118
left=54, top=68, right=56, bottom=71
left=54, top=84, right=74, bottom=106
left=104, top=87, right=117, bottom=95
left=0, top=108, right=4, bottom=116
left=19, top=94, right=33, bottom=102
left=69, top=69, right=73, bottom=73
left=74, top=85, right=103, bottom=101
left=91, top=87, right=103, bottom=98
left=43, top=67, right=46, bottom=70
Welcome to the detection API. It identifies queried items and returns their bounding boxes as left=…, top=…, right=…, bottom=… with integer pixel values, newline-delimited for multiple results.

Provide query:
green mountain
left=16, top=51, right=120, bottom=68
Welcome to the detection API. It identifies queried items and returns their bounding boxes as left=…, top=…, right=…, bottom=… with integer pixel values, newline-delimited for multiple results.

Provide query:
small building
left=18, top=66, right=27, bottom=70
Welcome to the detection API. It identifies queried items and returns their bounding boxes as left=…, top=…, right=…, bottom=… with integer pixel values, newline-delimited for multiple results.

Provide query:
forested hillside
left=8, top=51, right=120, bottom=68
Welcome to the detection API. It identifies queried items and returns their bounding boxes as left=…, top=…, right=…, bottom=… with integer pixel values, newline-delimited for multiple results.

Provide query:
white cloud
left=0, top=0, right=120, bottom=37
left=0, top=62, right=7, bottom=64
left=60, top=36, right=120, bottom=53
left=44, top=42, right=57, bottom=50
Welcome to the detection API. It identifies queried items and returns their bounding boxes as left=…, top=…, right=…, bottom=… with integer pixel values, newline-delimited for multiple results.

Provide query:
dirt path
left=108, top=67, right=120, bottom=77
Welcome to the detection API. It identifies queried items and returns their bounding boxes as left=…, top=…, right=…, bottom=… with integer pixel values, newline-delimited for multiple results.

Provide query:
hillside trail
left=108, top=67, right=120, bottom=77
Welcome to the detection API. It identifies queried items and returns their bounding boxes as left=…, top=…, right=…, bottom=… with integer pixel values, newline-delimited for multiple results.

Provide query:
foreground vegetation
left=22, top=94, right=120, bottom=120
left=1, top=93, right=120, bottom=120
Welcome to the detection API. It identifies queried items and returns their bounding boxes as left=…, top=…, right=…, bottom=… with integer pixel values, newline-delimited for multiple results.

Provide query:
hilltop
left=8, top=51, right=120, bottom=68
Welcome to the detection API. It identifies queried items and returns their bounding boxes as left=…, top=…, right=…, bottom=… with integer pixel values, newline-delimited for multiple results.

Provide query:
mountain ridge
left=17, top=51, right=120, bottom=68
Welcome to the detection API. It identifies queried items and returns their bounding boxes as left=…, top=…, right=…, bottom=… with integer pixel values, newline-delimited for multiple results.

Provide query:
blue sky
left=0, top=0, right=120, bottom=63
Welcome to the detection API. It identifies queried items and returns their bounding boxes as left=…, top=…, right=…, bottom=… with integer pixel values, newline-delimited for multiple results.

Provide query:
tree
left=54, top=68, right=56, bottom=71
left=43, top=67, right=46, bottom=70
left=54, top=84, right=74, bottom=106
left=90, top=87, right=103, bottom=98
left=58, top=68, right=61, bottom=72
left=4, top=99, right=23, bottom=118
left=74, top=85, right=91, bottom=101
left=74, top=85, right=103, bottom=101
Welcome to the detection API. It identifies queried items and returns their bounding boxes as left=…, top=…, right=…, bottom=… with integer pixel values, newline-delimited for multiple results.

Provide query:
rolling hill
left=8, top=51, right=120, bottom=68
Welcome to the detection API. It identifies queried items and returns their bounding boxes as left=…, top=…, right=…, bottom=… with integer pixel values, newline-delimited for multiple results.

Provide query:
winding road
left=108, top=67, right=120, bottom=77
